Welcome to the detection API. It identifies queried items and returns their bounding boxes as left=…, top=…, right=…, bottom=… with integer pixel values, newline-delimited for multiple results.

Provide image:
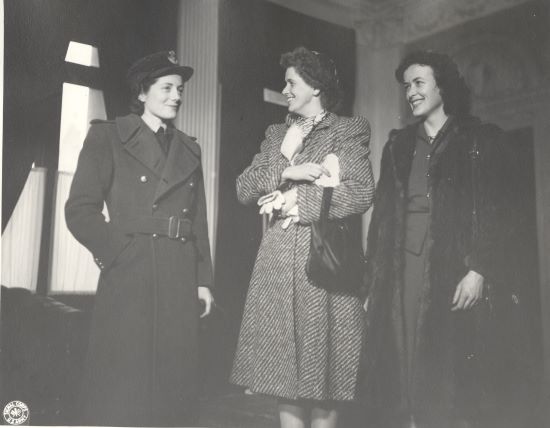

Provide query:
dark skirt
left=403, top=246, right=428, bottom=398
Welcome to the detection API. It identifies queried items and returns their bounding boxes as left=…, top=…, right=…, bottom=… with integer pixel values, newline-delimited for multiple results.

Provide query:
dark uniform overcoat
left=362, top=116, right=524, bottom=426
left=231, top=113, right=375, bottom=401
left=65, top=113, right=213, bottom=426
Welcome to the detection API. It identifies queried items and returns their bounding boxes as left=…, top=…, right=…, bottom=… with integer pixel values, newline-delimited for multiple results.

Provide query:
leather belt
left=123, top=216, right=193, bottom=239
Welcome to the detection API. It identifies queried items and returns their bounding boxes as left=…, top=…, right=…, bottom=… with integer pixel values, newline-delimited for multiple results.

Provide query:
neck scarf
left=280, top=111, right=326, bottom=163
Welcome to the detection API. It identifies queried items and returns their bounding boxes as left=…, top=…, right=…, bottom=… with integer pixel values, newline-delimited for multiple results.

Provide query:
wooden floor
left=196, top=388, right=367, bottom=428
left=198, top=391, right=278, bottom=428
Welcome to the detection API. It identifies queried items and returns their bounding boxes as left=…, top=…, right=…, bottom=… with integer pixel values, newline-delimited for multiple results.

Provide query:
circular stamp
left=3, top=401, right=29, bottom=425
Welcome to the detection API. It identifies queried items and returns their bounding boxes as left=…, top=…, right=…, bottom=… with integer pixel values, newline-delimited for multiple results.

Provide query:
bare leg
left=278, top=401, right=308, bottom=428
left=311, top=406, right=339, bottom=428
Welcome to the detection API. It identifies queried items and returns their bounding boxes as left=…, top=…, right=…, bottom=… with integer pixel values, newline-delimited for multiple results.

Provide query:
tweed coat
left=230, top=113, right=375, bottom=401
left=362, top=116, right=520, bottom=423
left=65, top=113, right=212, bottom=426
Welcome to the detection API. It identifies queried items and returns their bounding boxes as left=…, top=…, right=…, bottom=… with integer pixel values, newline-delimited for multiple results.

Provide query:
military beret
left=127, top=51, right=193, bottom=86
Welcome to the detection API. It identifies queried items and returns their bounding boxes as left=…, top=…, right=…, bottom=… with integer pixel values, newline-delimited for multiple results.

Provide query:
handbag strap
left=320, top=187, right=334, bottom=227
left=318, top=123, right=338, bottom=226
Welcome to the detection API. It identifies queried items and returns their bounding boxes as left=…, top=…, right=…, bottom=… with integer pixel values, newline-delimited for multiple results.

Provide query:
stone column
left=176, top=0, right=220, bottom=265
left=354, top=25, right=404, bottom=248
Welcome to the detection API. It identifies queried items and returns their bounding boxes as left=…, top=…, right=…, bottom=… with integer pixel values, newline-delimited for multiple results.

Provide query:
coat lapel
left=293, top=113, right=337, bottom=164
left=390, top=124, right=417, bottom=187
left=153, top=131, right=200, bottom=202
left=117, top=115, right=166, bottom=178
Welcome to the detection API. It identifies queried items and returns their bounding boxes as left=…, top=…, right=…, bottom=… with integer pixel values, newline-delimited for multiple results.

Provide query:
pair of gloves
left=258, top=190, right=298, bottom=229
left=257, top=154, right=340, bottom=229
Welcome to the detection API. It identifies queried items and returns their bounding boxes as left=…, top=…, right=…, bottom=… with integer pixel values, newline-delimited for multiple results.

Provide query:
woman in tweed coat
left=231, top=47, right=375, bottom=428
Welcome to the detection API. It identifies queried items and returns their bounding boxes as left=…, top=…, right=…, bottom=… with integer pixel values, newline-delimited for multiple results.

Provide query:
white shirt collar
left=141, top=111, right=167, bottom=133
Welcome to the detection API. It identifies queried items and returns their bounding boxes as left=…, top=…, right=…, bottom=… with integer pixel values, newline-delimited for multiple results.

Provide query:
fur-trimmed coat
left=362, top=116, right=519, bottom=422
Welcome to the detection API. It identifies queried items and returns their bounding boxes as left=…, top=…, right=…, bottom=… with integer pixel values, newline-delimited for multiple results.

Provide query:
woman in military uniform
left=65, top=51, right=214, bottom=426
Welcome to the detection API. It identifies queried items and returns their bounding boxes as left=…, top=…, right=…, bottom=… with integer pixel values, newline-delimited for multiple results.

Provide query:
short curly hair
left=128, top=75, right=158, bottom=115
left=280, top=46, right=343, bottom=112
left=395, top=50, right=471, bottom=117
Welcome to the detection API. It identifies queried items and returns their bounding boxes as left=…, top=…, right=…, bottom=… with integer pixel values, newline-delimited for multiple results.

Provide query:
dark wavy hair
left=128, top=76, right=158, bottom=115
left=280, top=46, right=343, bottom=112
left=395, top=50, right=471, bottom=117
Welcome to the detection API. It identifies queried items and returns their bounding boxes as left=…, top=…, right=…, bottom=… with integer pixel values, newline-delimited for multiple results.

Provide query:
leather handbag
left=306, top=186, right=364, bottom=293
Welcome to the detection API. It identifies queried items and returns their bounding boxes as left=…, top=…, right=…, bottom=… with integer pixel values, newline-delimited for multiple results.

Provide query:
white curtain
left=1, top=168, right=47, bottom=291
left=49, top=171, right=102, bottom=294
left=2, top=44, right=106, bottom=294
left=48, top=72, right=106, bottom=294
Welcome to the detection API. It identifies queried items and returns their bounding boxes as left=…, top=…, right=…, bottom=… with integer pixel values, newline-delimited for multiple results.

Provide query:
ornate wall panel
left=356, top=0, right=534, bottom=47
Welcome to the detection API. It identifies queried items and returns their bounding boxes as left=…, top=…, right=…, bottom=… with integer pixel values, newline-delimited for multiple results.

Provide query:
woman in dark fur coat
left=362, top=51, right=523, bottom=428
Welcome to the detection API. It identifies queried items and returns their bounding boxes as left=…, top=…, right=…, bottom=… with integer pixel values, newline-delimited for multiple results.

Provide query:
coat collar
left=389, top=115, right=481, bottom=184
left=153, top=130, right=200, bottom=202
left=315, top=111, right=337, bottom=130
left=269, top=111, right=338, bottom=145
left=283, top=111, right=337, bottom=129
left=116, top=114, right=165, bottom=177
left=115, top=114, right=200, bottom=202
left=388, top=123, right=417, bottom=186
left=116, top=114, right=146, bottom=142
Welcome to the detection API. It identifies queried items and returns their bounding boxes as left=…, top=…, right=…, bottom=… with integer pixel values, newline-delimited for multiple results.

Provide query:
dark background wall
left=211, top=0, right=357, bottom=390
left=3, top=0, right=178, bottom=231
left=2, top=1, right=178, bottom=423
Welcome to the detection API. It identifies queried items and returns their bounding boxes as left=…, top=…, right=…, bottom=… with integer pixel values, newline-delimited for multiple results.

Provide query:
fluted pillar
left=354, top=34, right=403, bottom=249
left=176, top=0, right=220, bottom=266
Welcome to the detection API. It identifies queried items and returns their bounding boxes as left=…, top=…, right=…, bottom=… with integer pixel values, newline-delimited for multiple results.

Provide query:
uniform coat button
left=182, top=208, right=189, bottom=215
left=140, top=175, right=148, bottom=183
left=180, top=237, right=187, bottom=243
left=188, top=181, right=195, bottom=188
left=152, top=233, right=158, bottom=239
left=152, top=204, right=158, bottom=210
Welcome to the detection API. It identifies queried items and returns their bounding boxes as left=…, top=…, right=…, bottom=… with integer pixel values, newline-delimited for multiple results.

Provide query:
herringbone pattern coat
left=231, top=113, right=375, bottom=401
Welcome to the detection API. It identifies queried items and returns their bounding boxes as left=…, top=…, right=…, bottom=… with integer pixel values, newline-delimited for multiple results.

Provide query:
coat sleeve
left=65, top=124, right=131, bottom=271
left=297, top=116, right=375, bottom=224
left=236, top=125, right=290, bottom=205
left=363, top=135, right=397, bottom=295
left=191, top=156, right=214, bottom=288
left=464, top=125, right=516, bottom=285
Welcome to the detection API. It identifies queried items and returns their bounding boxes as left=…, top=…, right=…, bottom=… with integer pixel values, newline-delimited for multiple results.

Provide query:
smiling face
left=282, top=67, right=322, bottom=117
left=139, top=74, right=183, bottom=121
left=402, top=64, right=444, bottom=120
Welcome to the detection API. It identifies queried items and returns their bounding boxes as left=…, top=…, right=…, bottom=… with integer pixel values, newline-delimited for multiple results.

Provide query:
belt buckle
left=167, top=216, right=181, bottom=239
